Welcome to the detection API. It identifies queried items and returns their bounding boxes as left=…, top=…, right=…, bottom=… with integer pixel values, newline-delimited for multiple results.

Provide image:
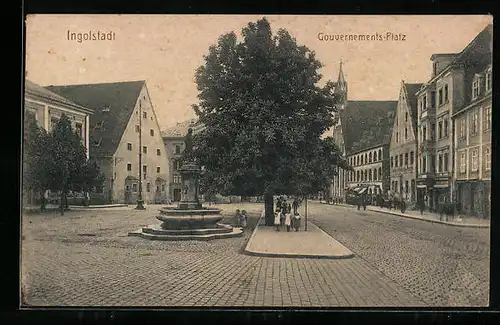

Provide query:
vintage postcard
left=22, top=14, right=492, bottom=308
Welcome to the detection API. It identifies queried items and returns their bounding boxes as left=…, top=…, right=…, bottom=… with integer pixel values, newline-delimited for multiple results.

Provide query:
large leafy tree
left=192, top=18, right=350, bottom=225
left=47, top=114, right=103, bottom=215
left=23, top=115, right=52, bottom=211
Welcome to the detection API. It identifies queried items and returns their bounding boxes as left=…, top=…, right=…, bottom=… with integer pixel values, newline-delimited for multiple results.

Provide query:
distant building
left=331, top=62, right=397, bottom=201
left=23, top=80, right=94, bottom=205
left=47, top=81, right=169, bottom=204
left=415, top=24, right=492, bottom=215
left=161, top=119, right=203, bottom=202
left=389, top=81, right=423, bottom=203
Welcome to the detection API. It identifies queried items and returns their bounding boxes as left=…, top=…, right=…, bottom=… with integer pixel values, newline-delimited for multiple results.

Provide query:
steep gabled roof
left=404, top=82, right=424, bottom=137
left=340, top=100, right=397, bottom=155
left=25, top=79, right=93, bottom=113
left=47, top=80, right=146, bottom=157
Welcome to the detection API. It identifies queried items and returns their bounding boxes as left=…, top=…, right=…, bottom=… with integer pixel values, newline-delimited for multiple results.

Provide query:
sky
left=25, top=15, right=492, bottom=130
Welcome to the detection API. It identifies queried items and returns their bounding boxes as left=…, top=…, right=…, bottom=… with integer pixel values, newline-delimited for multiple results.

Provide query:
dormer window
left=485, top=67, right=492, bottom=92
left=472, top=75, right=481, bottom=99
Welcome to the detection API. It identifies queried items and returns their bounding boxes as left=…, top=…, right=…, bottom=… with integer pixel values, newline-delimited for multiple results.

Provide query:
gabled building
left=452, top=24, right=492, bottom=218
left=415, top=24, right=492, bottom=213
left=389, top=81, right=423, bottom=203
left=162, top=118, right=204, bottom=202
left=331, top=62, right=397, bottom=201
left=47, top=81, right=170, bottom=205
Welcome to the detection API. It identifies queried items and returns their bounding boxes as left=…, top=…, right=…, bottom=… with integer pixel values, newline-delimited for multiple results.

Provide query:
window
left=50, top=117, right=59, bottom=130
left=143, top=146, right=148, bottom=154
left=444, top=119, right=449, bottom=137
left=127, top=143, right=132, bottom=151
left=143, top=165, right=147, bottom=174
left=484, top=106, right=491, bottom=131
left=484, top=147, right=491, bottom=170
left=361, top=155, right=364, bottom=165
left=404, top=153, right=408, bottom=166
left=378, top=167, right=382, bottom=180
left=161, top=184, right=165, bottom=192
left=391, top=156, right=394, bottom=168
left=143, top=111, right=147, bottom=119
left=399, top=154, right=403, bottom=167
left=175, top=145, right=181, bottom=154
left=438, top=88, right=443, bottom=106
left=146, top=183, right=151, bottom=192
left=135, top=125, right=140, bottom=132
left=369, top=152, right=372, bottom=163
left=156, top=185, right=160, bottom=192
left=433, top=62, right=437, bottom=76
left=438, top=122, right=442, bottom=139
left=127, top=163, right=132, bottom=171
left=157, top=148, right=161, bottom=156
left=444, top=152, right=449, bottom=172
left=378, top=149, right=382, bottom=160
left=430, top=91, right=436, bottom=108
left=438, top=154, right=443, bottom=172
left=150, top=129, right=154, bottom=136
left=132, top=183, right=138, bottom=192
left=444, top=84, right=449, bottom=102
left=365, top=153, right=368, bottom=164
left=405, top=112, right=408, bottom=122
left=430, top=123, right=435, bottom=140
left=374, top=151, right=377, bottom=162
left=422, top=126, right=427, bottom=141
left=410, top=151, right=414, bottom=165
left=485, top=68, right=492, bottom=91
left=369, top=169, right=372, bottom=181
left=126, top=185, right=130, bottom=192
left=373, top=168, right=377, bottom=181
left=404, top=127, right=408, bottom=140
left=460, top=152, right=466, bottom=173
left=364, top=170, right=368, bottom=181
left=157, top=166, right=161, bottom=173
left=470, top=110, right=478, bottom=134
left=356, top=170, right=360, bottom=182
left=430, top=154, right=435, bottom=173
left=396, top=132, right=399, bottom=143
left=75, top=122, right=83, bottom=138
left=422, top=156, right=427, bottom=173
left=459, top=118, right=466, bottom=139
left=471, top=149, right=478, bottom=172
left=472, top=79, right=480, bottom=99
left=405, top=180, right=409, bottom=194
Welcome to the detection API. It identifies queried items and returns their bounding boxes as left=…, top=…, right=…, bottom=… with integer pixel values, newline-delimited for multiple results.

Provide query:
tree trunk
left=264, top=191, right=274, bottom=226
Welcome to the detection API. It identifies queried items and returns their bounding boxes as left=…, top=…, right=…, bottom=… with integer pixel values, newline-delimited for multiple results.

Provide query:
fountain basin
left=156, top=207, right=224, bottom=229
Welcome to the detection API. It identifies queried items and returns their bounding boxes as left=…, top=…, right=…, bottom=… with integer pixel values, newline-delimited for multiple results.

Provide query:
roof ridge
left=44, top=80, right=146, bottom=88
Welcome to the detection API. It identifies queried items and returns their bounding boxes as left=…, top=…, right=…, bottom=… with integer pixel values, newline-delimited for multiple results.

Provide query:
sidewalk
left=245, top=214, right=354, bottom=259
left=328, top=202, right=489, bottom=228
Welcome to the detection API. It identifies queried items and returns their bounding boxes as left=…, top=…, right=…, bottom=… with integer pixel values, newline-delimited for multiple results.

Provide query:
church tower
left=334, top=59, right=348, bottom=111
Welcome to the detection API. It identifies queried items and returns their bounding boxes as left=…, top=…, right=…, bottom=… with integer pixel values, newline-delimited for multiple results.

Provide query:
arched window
left=365, top=153, right=368, bottom=163
left=356, top=170, right=360, bottom=182
left=369, top=152, right=372, bottom=163
left=378, top=167, right=382, bottom=180
left=378, top=149, right=382, bottom=160
left=373, top=168, right=377, bottom=181
left=369, top=169, right=372, bottom=181
left=364, top=170, right=368, bottom=181
left=374, top=151, right=378, bottom=161
left=361, top=155, right=364, bottom=165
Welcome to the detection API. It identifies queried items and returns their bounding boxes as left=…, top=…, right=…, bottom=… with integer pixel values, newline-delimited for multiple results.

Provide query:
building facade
left=452, top=25, right=492, bottom=218
left=415, top=24, right=492, bottom=213
left=330, top=62, right=397, bottom=201
left=48, top=81, right=170, bottom=205
left=389, top=81, right=423, bottom=203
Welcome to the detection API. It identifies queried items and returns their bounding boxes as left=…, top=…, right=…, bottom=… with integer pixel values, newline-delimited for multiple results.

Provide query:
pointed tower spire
left=335, top=59, right=348, bottom=110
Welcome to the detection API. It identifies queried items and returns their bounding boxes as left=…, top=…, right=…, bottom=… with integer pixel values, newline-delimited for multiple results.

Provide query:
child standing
left=274, top=210, right=281, bottom=231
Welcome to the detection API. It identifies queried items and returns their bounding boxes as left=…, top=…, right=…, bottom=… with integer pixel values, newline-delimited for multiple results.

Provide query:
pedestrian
left=419, top=199, right=425, bottom=215
left=285, top=210, right=292, bottom=232
left=234, top=209, right=241, bottom=226
left=292, top=197, right=299, bottom=215
left=280, top=205, right=287, bottom=227
left=357, top=194, right=361, bottom=210
left=362, top=193, right=366, bottom=210
left=293, top=212, right=301, bottom=231
left=274, top=209, right=281, bottom=231
left=240, top=210, right=248, bottom=229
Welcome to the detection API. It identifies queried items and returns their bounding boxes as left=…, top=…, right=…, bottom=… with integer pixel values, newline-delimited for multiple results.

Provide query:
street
left=20, top=202, right=489, bottom=307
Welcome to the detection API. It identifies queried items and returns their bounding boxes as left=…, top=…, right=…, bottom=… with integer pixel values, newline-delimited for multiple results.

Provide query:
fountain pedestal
left=129, top=158, right=243, bottom=241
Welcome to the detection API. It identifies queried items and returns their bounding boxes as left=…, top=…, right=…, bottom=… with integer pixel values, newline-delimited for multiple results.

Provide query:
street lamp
left=136, top=101, right=145, bottom=210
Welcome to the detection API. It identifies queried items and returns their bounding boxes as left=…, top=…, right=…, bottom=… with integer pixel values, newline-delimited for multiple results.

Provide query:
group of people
left=274, top=196, right=301, bottom=232
left=235, top=209, right=248, bottom=229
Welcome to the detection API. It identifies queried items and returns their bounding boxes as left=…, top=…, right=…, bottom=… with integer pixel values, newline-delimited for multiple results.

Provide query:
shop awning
left=358, top=187, right=367, bottom=194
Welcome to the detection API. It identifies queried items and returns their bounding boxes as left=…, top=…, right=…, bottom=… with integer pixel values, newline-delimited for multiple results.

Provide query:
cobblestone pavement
left=307, top=202, right=490, bottom=307
left=21, top=204, right=425, bottom=307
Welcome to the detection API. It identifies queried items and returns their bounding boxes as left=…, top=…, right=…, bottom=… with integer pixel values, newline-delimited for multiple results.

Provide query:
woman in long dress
left=274, top=209, right=281, bottom=231
left=285, top=210, right=292, bottom=232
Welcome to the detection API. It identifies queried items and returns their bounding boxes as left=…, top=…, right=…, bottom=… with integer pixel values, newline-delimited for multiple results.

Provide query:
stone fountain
left=129, top=129, right=243, bottom=241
